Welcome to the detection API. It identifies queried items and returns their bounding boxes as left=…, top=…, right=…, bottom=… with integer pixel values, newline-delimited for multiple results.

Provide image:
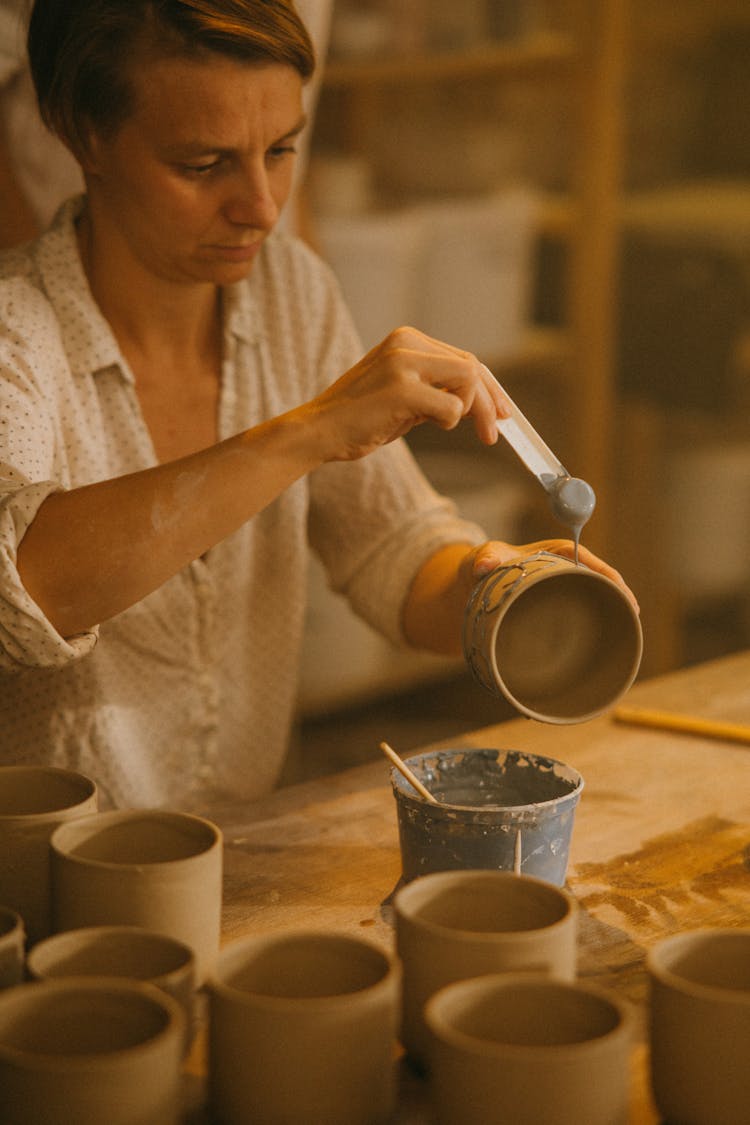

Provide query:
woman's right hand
left=302, top=326, right=511, bottom=462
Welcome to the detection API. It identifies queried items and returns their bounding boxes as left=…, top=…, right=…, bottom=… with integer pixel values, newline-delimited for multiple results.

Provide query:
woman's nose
left=223, top=170, right=279, bottom=230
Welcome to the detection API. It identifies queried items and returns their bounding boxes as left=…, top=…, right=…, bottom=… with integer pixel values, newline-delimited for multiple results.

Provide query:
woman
left=0, top=0, right=629, bottom=809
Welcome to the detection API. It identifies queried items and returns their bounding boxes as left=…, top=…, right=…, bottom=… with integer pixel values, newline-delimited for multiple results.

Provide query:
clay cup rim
left=647, top=927, right=750, bottom=1004
left=50, top=809, right=222, bottom=871
left=394, top=870, right=577, bottom=940
left=0, top=978, right=185, bottom=1070
left=210, top=930, right=399, bottom=1010
left=27, top=925, right=196, bottom=986
left=424, top=972, right=633, bottom=1059
left=0, top=766, right=97, bottom=820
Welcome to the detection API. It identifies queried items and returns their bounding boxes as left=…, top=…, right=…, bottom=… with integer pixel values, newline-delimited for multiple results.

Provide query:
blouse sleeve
left=0, top=278, right=98, bottom=670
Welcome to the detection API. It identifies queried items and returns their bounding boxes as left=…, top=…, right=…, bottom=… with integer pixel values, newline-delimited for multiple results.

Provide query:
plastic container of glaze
left=391, top=748, right=583, bottom=887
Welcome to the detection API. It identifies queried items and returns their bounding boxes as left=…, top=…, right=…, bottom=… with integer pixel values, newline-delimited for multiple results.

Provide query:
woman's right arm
left=16, top=327, right=508, bottom=639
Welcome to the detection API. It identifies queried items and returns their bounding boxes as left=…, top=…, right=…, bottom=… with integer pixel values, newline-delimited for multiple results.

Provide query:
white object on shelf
left=417, top=190, right=539, bottom=359
left=663, top=440, right=750, bottom=598
left=318, top=188, right=539, bottom=357
left=298, top=457, right=529, bottom=715
left=308, top=153, right=374, bottom=217
left=318, top=209, right=425, bottom=349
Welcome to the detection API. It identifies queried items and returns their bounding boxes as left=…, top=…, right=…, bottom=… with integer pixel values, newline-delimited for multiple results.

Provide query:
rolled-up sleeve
left=0, top=476, right=98, bottom=670
left=0, top=274, right=100, bottom=671
left=308, top=440, right=486, bottom=648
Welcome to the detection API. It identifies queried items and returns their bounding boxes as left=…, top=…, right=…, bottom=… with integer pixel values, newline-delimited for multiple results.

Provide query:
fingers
left=373, top=327, right=511, bottom=443
left=466, top=538, right=640, bottom=614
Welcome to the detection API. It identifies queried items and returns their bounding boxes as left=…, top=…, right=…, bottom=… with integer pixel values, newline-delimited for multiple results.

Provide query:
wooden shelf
left=537, top=194, right=576, bottom=238
left=312, top=2, right=625, bottom=564
left=488, top=327, right=572, bottom=377
left=323, top=32, right=578, bottom=89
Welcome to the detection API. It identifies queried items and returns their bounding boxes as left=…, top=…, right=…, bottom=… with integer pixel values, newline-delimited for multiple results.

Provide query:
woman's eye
left=267, top=145, right=296, bottom=162
left=181, top=160, right=222, bottom=176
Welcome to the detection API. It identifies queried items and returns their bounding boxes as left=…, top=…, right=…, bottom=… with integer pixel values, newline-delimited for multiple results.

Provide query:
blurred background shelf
left=289, top=0, right=750, bottom=783
left=322, top=31, right=579, bottom=88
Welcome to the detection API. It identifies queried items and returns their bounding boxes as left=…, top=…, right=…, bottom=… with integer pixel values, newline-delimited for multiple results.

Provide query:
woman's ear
left=67, top=129, right=100, bottom=175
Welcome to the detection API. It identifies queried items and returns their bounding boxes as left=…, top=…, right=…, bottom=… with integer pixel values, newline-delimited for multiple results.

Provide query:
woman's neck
left=75, top=203, right=221, bottom=367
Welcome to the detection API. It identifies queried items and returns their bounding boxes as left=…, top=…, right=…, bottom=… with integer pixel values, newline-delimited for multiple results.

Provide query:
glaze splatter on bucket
left=391, top=748, right=583, bottom=887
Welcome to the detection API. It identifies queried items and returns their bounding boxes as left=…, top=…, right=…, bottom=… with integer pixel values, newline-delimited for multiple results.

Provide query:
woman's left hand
left=460, top=539, right=640, bottom=613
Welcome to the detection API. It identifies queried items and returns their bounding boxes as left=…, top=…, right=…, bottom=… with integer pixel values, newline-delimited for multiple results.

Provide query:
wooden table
left=198, top=650, right=750, bottom=1123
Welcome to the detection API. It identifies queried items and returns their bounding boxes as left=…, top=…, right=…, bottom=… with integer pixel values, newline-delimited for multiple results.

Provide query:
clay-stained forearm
left=17, top=409, right=320, bottom=638
left=402, top=542, right=479, bottom=657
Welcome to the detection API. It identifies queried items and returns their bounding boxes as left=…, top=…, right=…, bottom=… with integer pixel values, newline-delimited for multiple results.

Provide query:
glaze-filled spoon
left=491, top=375, right=596, bottom=562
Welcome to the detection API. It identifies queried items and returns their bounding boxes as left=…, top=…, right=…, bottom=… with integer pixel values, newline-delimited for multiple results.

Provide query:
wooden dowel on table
left=612, top=705, right=750, bottom=746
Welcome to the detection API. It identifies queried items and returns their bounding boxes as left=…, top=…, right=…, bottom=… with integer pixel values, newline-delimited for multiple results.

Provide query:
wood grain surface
left=189, top=650, right=750, bottom=1123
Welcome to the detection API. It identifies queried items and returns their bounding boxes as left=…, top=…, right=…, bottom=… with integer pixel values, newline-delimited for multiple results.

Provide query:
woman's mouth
left=211, top=241, right=262, bottom=262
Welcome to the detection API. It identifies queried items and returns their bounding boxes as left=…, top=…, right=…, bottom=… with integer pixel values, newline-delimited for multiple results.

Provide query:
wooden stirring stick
left=379, top=742, right=439, bottom=804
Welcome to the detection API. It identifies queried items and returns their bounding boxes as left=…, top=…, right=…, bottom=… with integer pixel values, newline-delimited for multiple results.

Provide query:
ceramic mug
left=463, top=551, right=643, bottom=723
left=424, top=973, right=633, bottom=1125
left=209, top=930, right=400, bottom=1125
left=647, top=928, right=750, bottom=1125
left=0, top=906, right=25, bottom=989
left=394, top=869, right=577, bottom=1067
left=0, top=765, right=98, bottom=942
left=50, top=809, right=222, bottom=984
left=0, top=977, right=185, bottom=1125
left=27, top=925, right=197, bottom=1030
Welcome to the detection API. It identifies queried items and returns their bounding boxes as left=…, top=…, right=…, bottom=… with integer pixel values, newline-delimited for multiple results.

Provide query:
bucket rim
left=390, top=747, right=584, bottom=816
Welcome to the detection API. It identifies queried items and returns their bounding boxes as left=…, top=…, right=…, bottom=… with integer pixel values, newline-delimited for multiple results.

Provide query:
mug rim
left=424, top=972, right=633, bottom=1059
left=646, top=927, right=750, bottom=1004
left=0, top=977, right=185, bottom=1070
left=209, top=929, right=398, bottom=1011
left=0, top=765, right=97, bottom=821
left=27, top=924, right=196, bottom=984
left=394, top=870, right=577, bottom=940
left=50, top=809, right=222, bottom=870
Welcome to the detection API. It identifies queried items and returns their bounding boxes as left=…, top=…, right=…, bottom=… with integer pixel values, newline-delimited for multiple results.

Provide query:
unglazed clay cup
left=50, top=809, right=222, bottom=984
left=27, top=925, right=197, bottom=1033
left=0, top=977, right=185, bottom=1125
left=647, top=928, right=750, bottom=1125
left=463, top=550, right=642, bottom=723
left=394, top=870, right=577, bottom=1068
left=209, top=930, right=400, bottom=1125
left=424, top=973, right=633, bottom=1125
left=0, top=907, right=25, bottom=989
left=0, top=765, right=98, bottom=943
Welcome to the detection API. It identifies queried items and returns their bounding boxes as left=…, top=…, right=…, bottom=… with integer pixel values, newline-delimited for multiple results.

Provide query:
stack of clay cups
left=393, top=869, right=634, bottom=1125
left=0, top=764, right=223, bottom=1125
left=203, top=869, right=632, bottom=1125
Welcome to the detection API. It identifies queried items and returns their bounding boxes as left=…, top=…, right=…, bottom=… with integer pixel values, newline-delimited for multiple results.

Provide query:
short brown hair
left=28, top=0, right=315, bottom=153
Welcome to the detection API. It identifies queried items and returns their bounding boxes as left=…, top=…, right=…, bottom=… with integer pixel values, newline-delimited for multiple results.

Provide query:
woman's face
left=82, top=53, right=306, bottom=286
